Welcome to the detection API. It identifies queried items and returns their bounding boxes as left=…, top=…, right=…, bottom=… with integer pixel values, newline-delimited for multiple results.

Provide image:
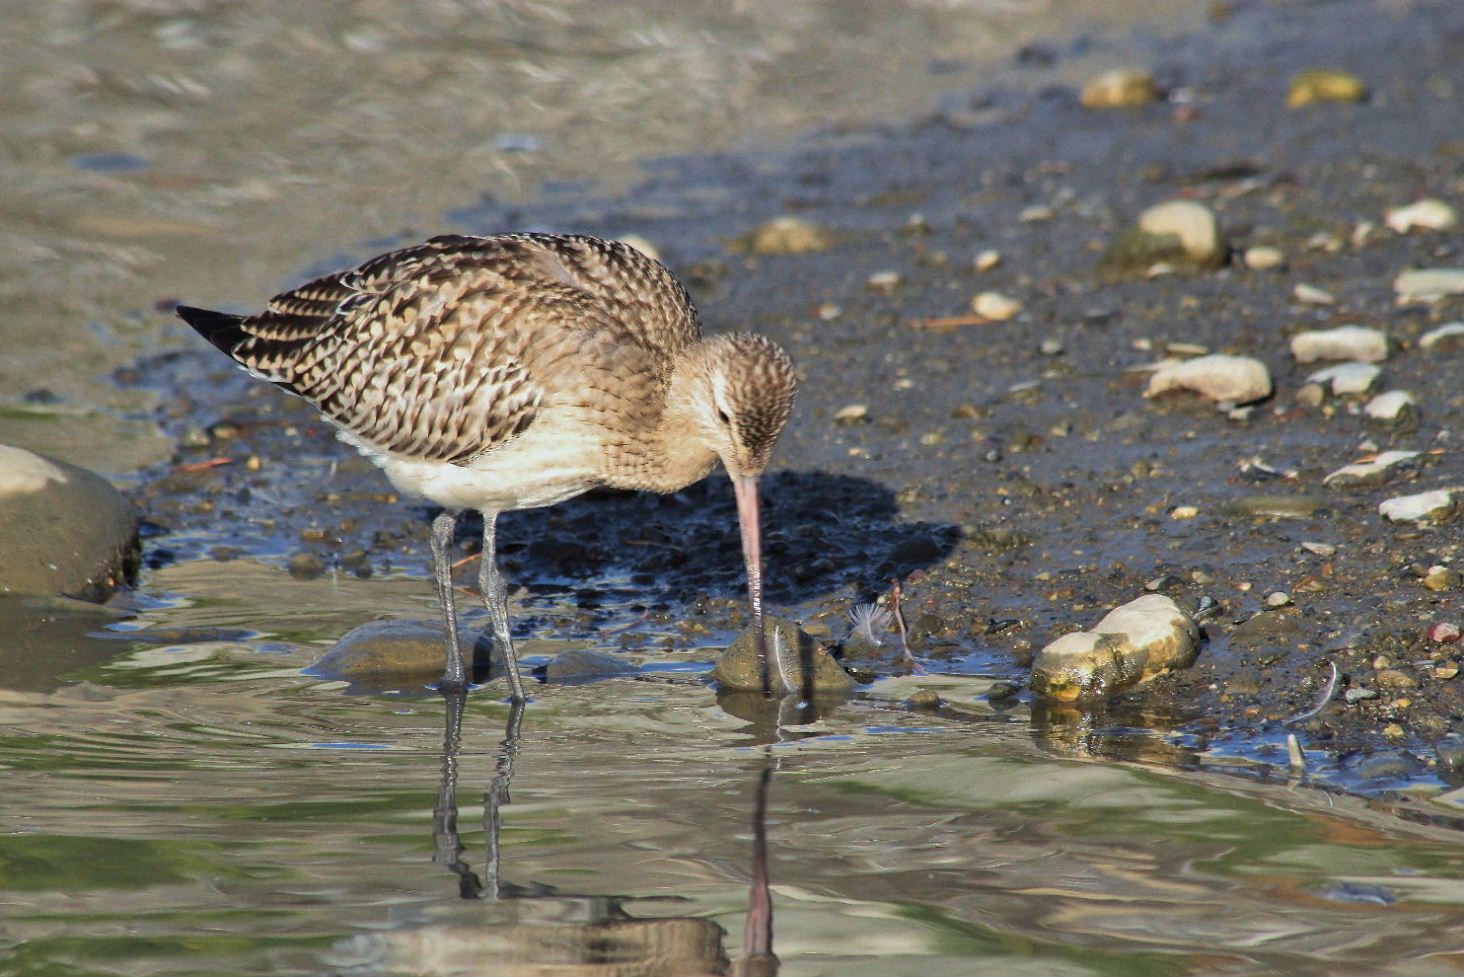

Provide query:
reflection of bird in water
left=178, top=233, right=797, bottom=700
left=393, top=688, right=780, bottom=975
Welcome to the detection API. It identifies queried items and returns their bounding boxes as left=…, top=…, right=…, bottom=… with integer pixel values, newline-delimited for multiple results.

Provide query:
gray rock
left=306, top=619, right=505, bottom=692
left=543, top=648, right=638, bottom=682
left=1324, top=450, right=1420, bottom=487
left=1363, top=390, right=1418, bottom=426
left=0, top=444, right=138, bottom=602
left=713, top=616, right=855, bottom=695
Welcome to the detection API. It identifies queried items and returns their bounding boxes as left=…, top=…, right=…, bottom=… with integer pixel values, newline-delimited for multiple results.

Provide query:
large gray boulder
left=0, top=444, right=138, bottom=602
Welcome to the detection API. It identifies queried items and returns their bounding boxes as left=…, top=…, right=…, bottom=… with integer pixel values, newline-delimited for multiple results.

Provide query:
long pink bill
left=730, top=473, right=771, bottom=694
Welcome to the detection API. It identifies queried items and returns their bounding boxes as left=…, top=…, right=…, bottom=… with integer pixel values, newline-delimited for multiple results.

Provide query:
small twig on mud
left=909, top=314, right=993, bottom=330
left=177, top=457, right=233, bottom=472
left=888, top=578, right=924, bottom=672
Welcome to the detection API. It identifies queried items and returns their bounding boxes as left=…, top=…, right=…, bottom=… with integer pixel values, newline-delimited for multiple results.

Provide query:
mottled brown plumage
left=178, top=232, right=797, bottom=700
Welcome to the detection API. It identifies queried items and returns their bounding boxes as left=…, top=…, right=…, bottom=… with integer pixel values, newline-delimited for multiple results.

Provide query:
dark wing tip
left=176, top=305, right=247, bottom=355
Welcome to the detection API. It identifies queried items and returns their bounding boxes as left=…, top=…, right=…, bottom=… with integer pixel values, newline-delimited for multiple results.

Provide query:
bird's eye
left=716, top=408, right=731, bottom=426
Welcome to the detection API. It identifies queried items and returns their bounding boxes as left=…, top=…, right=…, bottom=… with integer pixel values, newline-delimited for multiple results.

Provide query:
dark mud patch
left=123, top=0, right=1462, bottom=813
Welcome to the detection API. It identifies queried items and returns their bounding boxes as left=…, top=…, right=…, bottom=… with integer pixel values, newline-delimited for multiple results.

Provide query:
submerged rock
left=713, top=616, right=856, bottom=695
left=1290, top=325, right=1389, bottom=363
left=1144, top=354, right=1272, bottom=404
left=0, top=443, right=139, bottom=602
left=307, top=619, right=504, bottom=692
left=1030, top=594, right=1201, bottom=702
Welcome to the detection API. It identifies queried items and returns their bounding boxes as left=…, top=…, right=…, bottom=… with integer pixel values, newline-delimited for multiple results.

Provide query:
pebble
left=1030, top=595, right=1200, bottom=702
left=1292, top=283, right=1335, bottom=305
left=1385, top=198, right=1458, bottom=234
left=1363, top=390, right=1418, bottom=426
left=749, top=216, right=833, bottom=255
left=0, top=443, right=140, bottom=602
left=1419, top=321, right=1464, bottom=351
left=1221, top=495, right=1326, bottom=519
left=1138, top=200, right=1226, bottom=263
left=1290, top=325, right=1389, bottom=363
left=1019, top=205, right=1055, bottom=223
left=1306, top=361, right=1380, bottom=395
left=287, top=552, right=326, bottom=580
left=1377, top=488, right=1454, bottom=523
left=1039, top=337, right=1064, bottom=356
left=1323, top=450, right=1419, bottom=487
left=973, top=249, right=1002, bottom=272
left=713, top=616, right=856, bottom=695
left=833, top=404, right=869, bottom=425
left=1343, top=687, right=1378, bottom=704
left=1300, top=541, right=1336, bottom=557
left=1264, top=591, right=1292, bottom=608
left=1287, top=68, right=1368, bottom=107
left=1427, top=622, right=1461, bottom=644
left=866, top=269, right=902, bottom=294
left=1144, top=354, right=1272, bottom=404
left=1080, top=68, right=1158, bottom=108
left=1395, top=268, right=1464, bottom=304
left=972, top=291, right=1023, bottom=320
left=1423, top=565, right=1460, bottom=592
left=306, top=619, right=504, bottom=693
left=1243, top=245, right=1286, bottom=270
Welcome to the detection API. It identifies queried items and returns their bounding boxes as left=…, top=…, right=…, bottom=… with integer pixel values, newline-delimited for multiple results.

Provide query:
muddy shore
left=126, top=0, right=1462, bottom=807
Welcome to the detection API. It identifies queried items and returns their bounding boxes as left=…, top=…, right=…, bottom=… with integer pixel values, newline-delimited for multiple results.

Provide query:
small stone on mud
left=1394, top=268, right=1464, bottom=304
left=1264, top=591, right=1292, bottom=608
left=1243, top=245, right=1286, bottom=270
left=1144, top=354, right=1272, bottom=404
left=906, top=689, right=941, bottom=710
left=973, top=249, right=1002, bottom=272
left=1419, top=322, right=1464, bottom=351
left=1139, top=200, right=1225, bottom=263
left=713, top=616, right=856, bottom=695
left=1300, top=541, right=1336, bottom=558
left=972, top=291, right=1022, bottom=320
left=1378, top=488, right=1454, bottom=524
left=1293, top=283, right=1335, bottom=305
left=1323, top=450, right=1419, bottom=487
left=1385, top=198, right=1458, bottom=234
left=1363, top=390, right=1418, bottom=427
left=834, top=403, right=869, bottom=425
left=1080, top=68, right=1158, bottom=108
left=749, top=216, right=833, bottom=255
left=1030, top=594, right=1201, bottom=702
left=1427, top=622, right=1461, bottom=644
left=1290, top=325, right=1389, bottom=363
left=866, top=269, right=902, bottom=293
left=1287, top=68, right=1368, bottom=107
left=1421, top=566, right=1460, bottom=592
left=1307, top=361, right=1381, bottom=395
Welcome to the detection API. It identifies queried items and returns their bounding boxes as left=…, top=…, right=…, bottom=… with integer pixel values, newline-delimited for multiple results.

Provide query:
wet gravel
left=127, top=0, right=1462, bottom=806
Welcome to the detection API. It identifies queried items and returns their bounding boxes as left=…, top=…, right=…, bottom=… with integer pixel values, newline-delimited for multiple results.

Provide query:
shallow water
left=2, top=564, right=1461, bottom=976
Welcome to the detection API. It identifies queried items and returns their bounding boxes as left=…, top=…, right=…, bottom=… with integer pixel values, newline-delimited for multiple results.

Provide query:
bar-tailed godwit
left=178, top=233, right=797, bottom=701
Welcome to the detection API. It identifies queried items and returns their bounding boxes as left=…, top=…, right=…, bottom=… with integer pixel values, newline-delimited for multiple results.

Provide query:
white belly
left=338, top=424, right=602, bottom=514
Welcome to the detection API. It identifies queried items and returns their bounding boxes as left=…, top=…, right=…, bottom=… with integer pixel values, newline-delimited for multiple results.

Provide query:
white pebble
left=1265, top=591, right=1292, bottom=608
left=1300, top=541, right=1336, bottom=558
left=1395, top=268, right=1464, bottom=304
left=1385, top=198, right=1458, bottom=234
left=1363, top=390, right=1417, bottom=423
left=1293, top=283, right=1335, bottom=305
left=1307, top=361, right=1381, bottom=395
left=973, top=249, right=1002, bottom=273
left=973, top=291, right=1023, bottom=321
left=866, top=269, right=902, bottom=293
left=1323, top=450, right=1420, bottom=486
left=1139, top=200, right=1225, bottom=261
left=1379, top=489, right=1456, bottom=524
left=1020, top=205, right=1055, bottom=223
left=1420, top=322, right=1464, bottom=350
left=1290, top=325, right=1389, bottom=363
left=1243, top=245, right=1286, bottom=270
left=1144, top=354, right=1272, bottom=404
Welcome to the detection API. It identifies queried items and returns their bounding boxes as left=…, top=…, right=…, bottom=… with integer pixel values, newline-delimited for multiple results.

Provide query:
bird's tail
left=175, top=305, right=248, bottom=356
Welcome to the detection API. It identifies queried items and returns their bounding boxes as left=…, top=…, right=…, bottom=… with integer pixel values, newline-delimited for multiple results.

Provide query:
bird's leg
left=431, top=510, right=469, bottom=690
left=479, top=513, right=527, bottom=702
